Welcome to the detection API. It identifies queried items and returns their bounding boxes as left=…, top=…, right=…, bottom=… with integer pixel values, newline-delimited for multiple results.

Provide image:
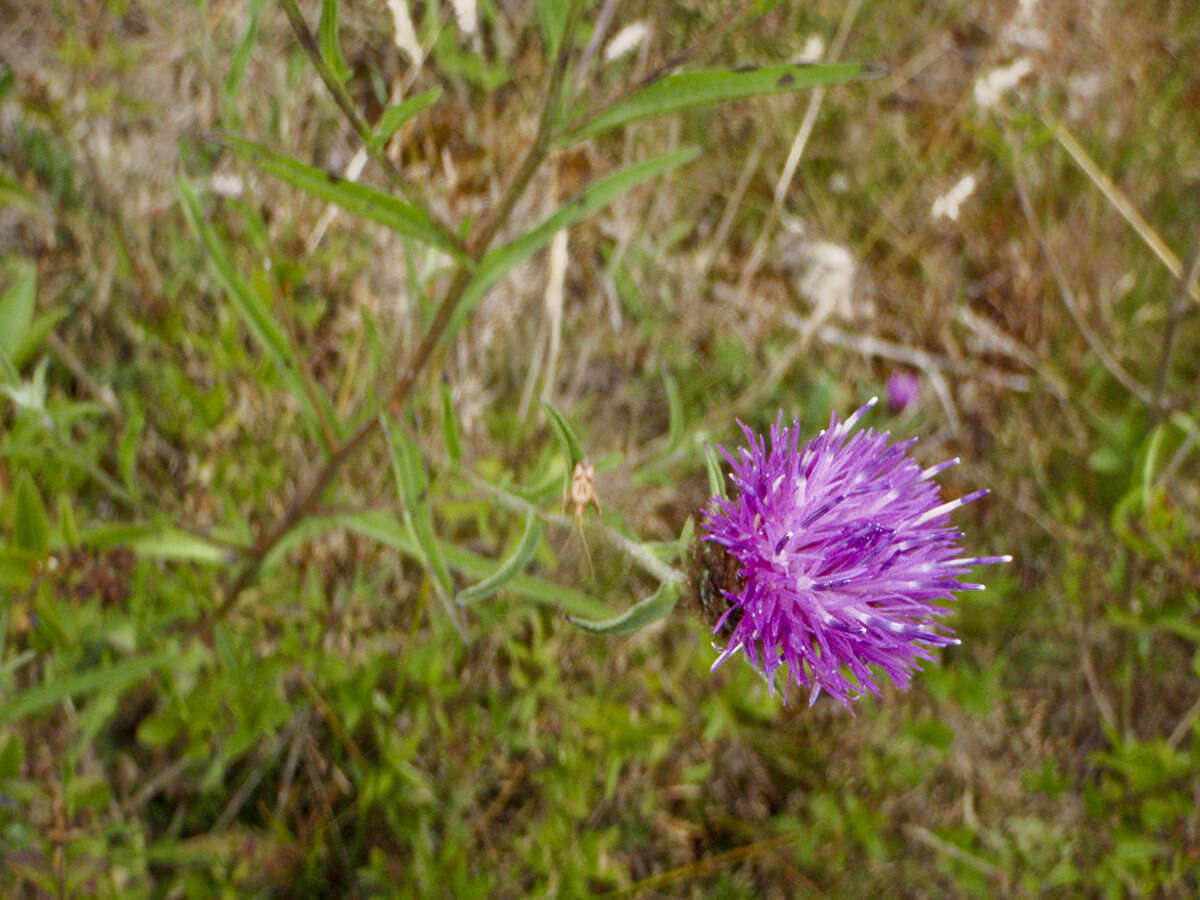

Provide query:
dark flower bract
left=702, top=399, right=1008, bottom=709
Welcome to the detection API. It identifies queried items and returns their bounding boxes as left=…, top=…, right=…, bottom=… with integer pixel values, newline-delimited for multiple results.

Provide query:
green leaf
left=13, top=308, right=68, bottom=370
left=225, top=0, right=263, bottom=97
left=534, top=0, right=569, bottom=62
left=177, top=177, right=333, bottom=452
left=137, top=710, right=180, bottom=750
left=0, top=169, right=42, bottom=214
left=289, top=511, right=614, bottom=619
left=220, top=137, right=467, bottom=261
left=318, top=0, right=351, bottom=84
left=56, top=495, right=78, bottom=548
left=369, top=87, right=442, bottom=154
left=381, top=416, right=454, bottom=601
left=568, top=581, right=679, bottom=635
left=565, top=62, right=878, bottom=143
left=0, top=650, right=176, bottom=725
left=118, top=405, right=145, bottom=491
left=0, top=546, right=38, bottom=590
left=129, top=528, right=229, bottom=564
left=456, top=514, right=543, bottom=605
left=439, top=379, right=463, bottom=463
left=453, top=146, right=700, bottom=332
left=12, top=471, right=49, bottom=553
left=541, top=400, right=584, bottom=468
left=0, top=733, right=24, bottom=778
left=704, top=444, right=726, bottom=500
left=0, top=260, right=35, bottom=362
left=0, top=355, right=48, bottom=417
left=662, top=367, right=683, bottom=451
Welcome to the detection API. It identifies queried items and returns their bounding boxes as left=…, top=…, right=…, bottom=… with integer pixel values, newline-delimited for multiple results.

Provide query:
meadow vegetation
left=0, top=0, right=1198, bottom=896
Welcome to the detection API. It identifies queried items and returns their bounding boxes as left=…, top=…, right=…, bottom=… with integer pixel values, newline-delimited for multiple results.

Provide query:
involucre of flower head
left=700, top=399, right=1008, bottom=709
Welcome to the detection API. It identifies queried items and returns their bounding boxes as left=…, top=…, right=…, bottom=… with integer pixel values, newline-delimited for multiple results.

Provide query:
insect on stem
left=563, top=458, right=601, bottom=579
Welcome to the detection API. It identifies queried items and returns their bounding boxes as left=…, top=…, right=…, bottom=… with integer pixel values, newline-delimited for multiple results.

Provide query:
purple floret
left=701, top=399, right=1008, bottom=709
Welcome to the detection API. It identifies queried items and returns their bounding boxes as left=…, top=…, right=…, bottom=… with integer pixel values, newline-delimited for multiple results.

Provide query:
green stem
left=205, top=0, right=584, bottom=634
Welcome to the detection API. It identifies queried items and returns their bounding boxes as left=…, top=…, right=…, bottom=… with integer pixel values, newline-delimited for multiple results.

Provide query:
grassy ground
left=1, top=0, right=1198, bottom=896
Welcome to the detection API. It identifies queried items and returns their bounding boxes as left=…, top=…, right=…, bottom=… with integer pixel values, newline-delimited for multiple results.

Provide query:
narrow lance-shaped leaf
left=456, top=514, right=544, bottom=605
left=564, top=62, right=880, bottom=144
left=541, top=400, right=585, bottom=469
left=13, top=308, right=68, bottom=371
left=439, top=379, right=463, bottom=463
left=534, top=0, right=569, bottom=63
left=704, top=444, right=727, bottom=500
left=262, top=510, right=614, bottom=619
left=452, top=146, right=701, bottom=334
left=177, top=178, right=334, bottom=453
left=369, top=87, right=443, bottom=154
left=318, top=0, right=351, bottom=84
left=662, top=367, right=683, bottom=452
left=220, top=136, right=468, bottom=261
left=57, top=495, right=78, bottom=548
left=129, top=528, right=230, bottom=565
left=225, top=0, right=263, bottom=98
left=0, top=260, right=35, bottom=361
left=381, top=416, right=455, bottom=602
left=12, top=471, right=49, bottom=553
left=0, top=650, right=177, bottom=726
left=568, top=581, right=680, bottom=636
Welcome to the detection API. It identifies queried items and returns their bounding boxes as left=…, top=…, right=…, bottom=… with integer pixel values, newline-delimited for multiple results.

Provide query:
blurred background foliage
left=1, top=0, right=1199, bottom=896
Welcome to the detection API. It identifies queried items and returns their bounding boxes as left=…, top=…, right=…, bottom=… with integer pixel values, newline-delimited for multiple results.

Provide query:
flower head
left=701, top=399, right=1008, bottom=709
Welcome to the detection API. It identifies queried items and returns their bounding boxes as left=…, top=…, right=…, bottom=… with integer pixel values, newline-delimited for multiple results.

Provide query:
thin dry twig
left=1152, top=231, right=1200, bottom=421
left=902, top=823, right=1000, bottom=878
left=735, top=0, right=862, bottom=303
left=1008, top=136, right=1155, bottom=406
left=45, top=331, right=122, bottom=421
left=1044, top=110, right=1200, bottom=306
left=1078, top=623, right=1119, bottom=733
left=1168, top=692, right=1200, bottom=750
left=602, top=831, right=799, bottom=898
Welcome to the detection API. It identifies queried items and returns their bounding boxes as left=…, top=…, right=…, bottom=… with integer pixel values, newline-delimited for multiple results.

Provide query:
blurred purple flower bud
left=887, top=370, right=921, bottom=412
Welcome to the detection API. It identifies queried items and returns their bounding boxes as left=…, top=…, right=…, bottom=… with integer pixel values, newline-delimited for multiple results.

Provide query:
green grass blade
left=453, top=146, right=700, bottom=332
left=567, top=581, right=679, bottom=635
left=456, top=514, right=543, bottom=605
left=439, top=380, right=463, bottom=462
left=178, top=176, right=332, bottom=452
left=221, top=136, right=467, bottom=261
left=0, top=650, right=176, bottom=725
left=564, top=62, right=878, bottom=143
left=282, top=511, right=614, bottom=619
left=0, top=259, right=35, bottom=361
left=662, top=367, right=683, bottom=452
left=12, top=471, right=49, bottom=553
left=704, top=444, right=727, bottom=500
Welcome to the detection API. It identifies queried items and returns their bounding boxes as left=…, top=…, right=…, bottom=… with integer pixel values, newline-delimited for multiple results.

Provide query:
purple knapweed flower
left=701, top=399, right=1008, bottom=709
